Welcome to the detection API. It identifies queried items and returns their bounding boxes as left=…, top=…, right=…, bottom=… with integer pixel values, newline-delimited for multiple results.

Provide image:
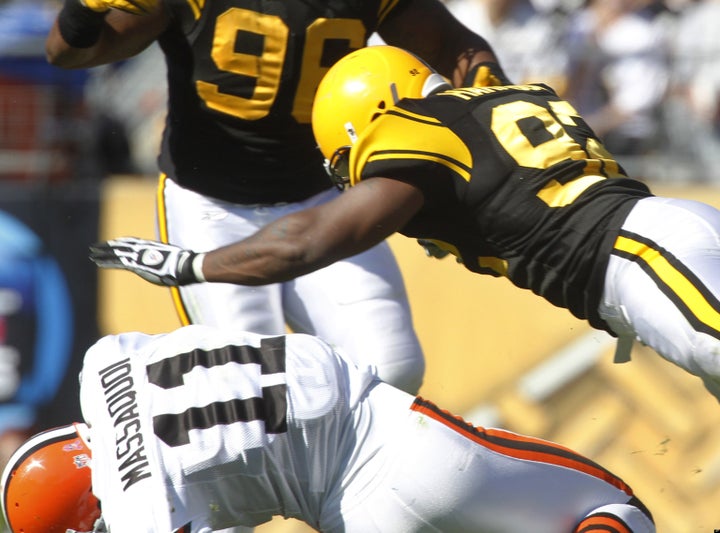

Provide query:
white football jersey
left=78, top=325, right=379, bottom=532
left=76, top=326, right=655, bottom=533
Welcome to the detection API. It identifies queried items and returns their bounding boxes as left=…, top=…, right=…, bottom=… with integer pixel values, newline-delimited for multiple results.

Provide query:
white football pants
left=326, top=384, right=655, bottom=532
left=600, top=196, right=720, bottom=400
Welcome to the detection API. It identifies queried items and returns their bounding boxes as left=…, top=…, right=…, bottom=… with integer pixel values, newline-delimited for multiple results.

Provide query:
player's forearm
left=201, top=217, right=339, bottom=286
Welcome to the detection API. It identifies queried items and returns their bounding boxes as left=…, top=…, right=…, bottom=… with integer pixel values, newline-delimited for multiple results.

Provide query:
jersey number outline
left=491, top=99, right=621, bottom=207
left=196, top=8, right=365, bottom=123
left=148, top=336, right=288, bottom=447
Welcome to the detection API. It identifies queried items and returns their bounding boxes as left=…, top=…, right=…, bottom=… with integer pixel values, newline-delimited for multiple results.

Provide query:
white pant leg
left=283, top=240, right=424, bottom=394
left=332, top=391, right=654, bottom=533
left=160, top=177, right=286, bottom=334
left=599, top=196, right=720, bottom=399
left=277, top=189, right=424, bottom=393
left=160, top=180, right=424, bottom=393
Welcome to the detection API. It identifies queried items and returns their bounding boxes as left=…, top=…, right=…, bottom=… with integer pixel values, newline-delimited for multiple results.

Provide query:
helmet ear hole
left=371, top=100, right=387, bottom=123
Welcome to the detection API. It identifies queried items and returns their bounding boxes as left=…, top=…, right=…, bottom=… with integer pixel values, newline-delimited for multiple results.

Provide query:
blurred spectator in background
left=562, top=0, right=671, bottom=158
left=665, top=0, right=720, bottom=179
left=444, top=0, right=570, bottom=89
left=0, top=0, right=133, bottom=181
left=0, top=209, right=73, bottom=470
left=82, top=43, right=166, bottom=176
left=0, top=1, right=116, bottom=501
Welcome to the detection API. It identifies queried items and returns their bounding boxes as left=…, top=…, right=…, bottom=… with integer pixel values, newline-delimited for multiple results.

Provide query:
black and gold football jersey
left=158, top=0, right=405, bottom=203
left=350, top=84, right=653, bottom=328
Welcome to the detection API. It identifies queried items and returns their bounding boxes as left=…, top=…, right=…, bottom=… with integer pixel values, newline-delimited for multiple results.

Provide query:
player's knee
left=692, top=333, right=720, bottom=377
left=375, top=348, right=426, bottom=395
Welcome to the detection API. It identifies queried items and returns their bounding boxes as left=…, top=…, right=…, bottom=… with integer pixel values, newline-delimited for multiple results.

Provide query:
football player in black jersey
left=47, top=0, right=506, bottom=396
left=91, top=45, right=720, bottom=404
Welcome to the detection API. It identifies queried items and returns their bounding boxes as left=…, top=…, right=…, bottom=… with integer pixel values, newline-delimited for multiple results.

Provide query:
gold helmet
left=312, top=45, right=450, bottom=188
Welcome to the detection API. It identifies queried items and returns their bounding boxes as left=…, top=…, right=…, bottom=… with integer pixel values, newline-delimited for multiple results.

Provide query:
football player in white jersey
left=2, top=325, right=653, bottom=532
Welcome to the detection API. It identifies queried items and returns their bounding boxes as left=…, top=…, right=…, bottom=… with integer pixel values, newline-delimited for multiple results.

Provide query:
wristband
left=192, top=253, right=207, bottom=282
left=176, top=251, right=206, bottom=285
left=57, top=0, right=107, bottom=48
left=463, top=62, right=511, bottom=88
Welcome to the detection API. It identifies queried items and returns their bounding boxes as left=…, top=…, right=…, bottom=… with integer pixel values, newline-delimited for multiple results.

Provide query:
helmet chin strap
left=422, top=73, right=452, bottom=96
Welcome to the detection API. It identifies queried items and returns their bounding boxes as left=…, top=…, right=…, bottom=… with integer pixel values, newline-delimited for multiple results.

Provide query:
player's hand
left=89, top=237, right=202, bottom=286
left=465, top=62, right=512, bottom=88
left=80, top=0, right=159, bottom=15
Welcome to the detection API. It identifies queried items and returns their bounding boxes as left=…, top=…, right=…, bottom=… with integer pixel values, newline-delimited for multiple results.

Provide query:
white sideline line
left=518, top=330, right=615, bottom=402
left=462, top=330, right=615, bottom=426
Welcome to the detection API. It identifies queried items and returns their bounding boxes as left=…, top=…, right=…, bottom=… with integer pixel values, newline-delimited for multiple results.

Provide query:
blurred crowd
left=0, top=0, right=718, bottom=184
left=443, top=0, right=720, bottom=182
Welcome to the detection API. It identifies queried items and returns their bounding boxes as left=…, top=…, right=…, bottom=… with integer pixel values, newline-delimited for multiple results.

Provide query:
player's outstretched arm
left=90, top=178, right=425, bottom=287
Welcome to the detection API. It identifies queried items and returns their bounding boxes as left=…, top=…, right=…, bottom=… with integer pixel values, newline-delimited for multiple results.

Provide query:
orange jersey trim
left=410, top=397, right=633, bottom=497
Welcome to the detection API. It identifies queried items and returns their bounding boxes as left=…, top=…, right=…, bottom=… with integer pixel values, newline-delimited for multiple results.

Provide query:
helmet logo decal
left=343, top=122, right=358, bottom=144
left=73, top=453, right=91, bottom=469
left=64, top=439, right=85, bottom=451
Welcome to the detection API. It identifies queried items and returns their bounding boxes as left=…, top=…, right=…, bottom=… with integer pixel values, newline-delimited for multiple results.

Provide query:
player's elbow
left=45, top=44, right=75, bottom=68
left=276, top=234, right=330, bottom=274
left=45, top=30, right=94, bottom=68
left=45, top=46, right=91, bottom=69
left=45, top=43, right=62, bottom=66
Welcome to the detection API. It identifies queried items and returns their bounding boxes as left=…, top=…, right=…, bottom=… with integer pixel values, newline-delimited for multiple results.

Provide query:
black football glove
left=89, top=237, right=202, bottom=286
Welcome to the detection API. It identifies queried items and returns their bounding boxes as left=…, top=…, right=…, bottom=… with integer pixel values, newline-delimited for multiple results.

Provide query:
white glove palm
left=89, top=237, right=203, bottom=286
left=81, top=0, right=159, bottom=14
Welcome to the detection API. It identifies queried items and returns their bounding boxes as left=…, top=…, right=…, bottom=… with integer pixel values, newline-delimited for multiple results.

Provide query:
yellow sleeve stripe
left=355, top=108, right=472, bottom=183
left=367, top=149, right=472, bottom=182
left=613, top=231, right=720, bottom=336
left=186, top=0, right=205, bottom=20
left=387, top=108, right=443, bottom=126
left=378, top=0, right=403, bottom=25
